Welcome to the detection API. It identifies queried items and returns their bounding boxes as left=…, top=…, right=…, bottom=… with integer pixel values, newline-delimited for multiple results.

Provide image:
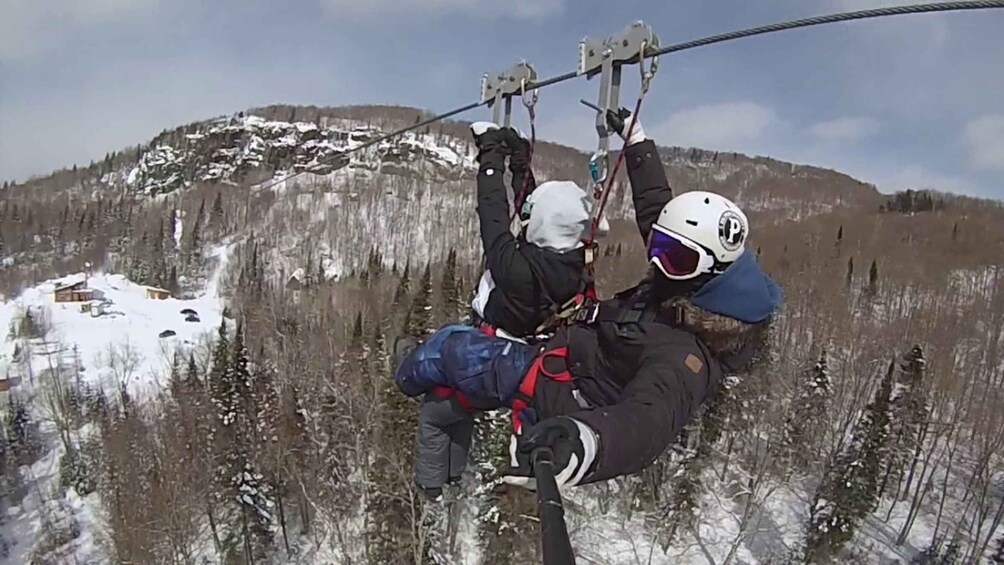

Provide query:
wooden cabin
left=146, top=287, right=171, bottom=300
left=54, top=280, right=93, bottom=303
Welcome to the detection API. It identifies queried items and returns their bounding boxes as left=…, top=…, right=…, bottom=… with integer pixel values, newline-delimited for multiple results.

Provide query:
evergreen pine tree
left=805, top=359, right=896, bottom=562
left=392, top=260, right=412, bottom=308
left=166, top=209, right=178, bottom=254
left=881, top=345, right=929, bottom=499
left=836, top=225, right=843, bottom=244
left=366, top=323, right=428, bottom=564
left=784, top=349, right=833, bottom=472
left=211, top=192, right=225, bottom=231
left=951, top=223, right=959, bottom=241
left=440, top=248, right=460, bottom=322
left=6, top=396, right=36, bottom=466
left=846, top=257, right=855, bottom=290
left=219, top=322, right=274, bottom=558
left=867, top=260, right=880, bottom=297
left=59, top=443, right=95, bottom=496
left=188, top=199, right=205, bottom=258
left=208, top=318, right=233, bottom=469
left=405, top=262, right=434, bottom=339
left=475, top=410, right=537, bottom=563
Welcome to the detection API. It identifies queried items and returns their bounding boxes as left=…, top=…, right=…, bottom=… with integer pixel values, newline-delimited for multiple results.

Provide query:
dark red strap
left=432, top=386, right=473, bottom=410
left=511, top=346, right=572, bottom=432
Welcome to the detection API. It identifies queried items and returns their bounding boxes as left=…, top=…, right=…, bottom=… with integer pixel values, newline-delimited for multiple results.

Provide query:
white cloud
left=809, top=117, right=881, bottom=142
left=320, top=0, right=563, bottom=21
left=648, top=102, right=781, bottom=153
left=0, top=0, right=157, bottom=60
left=0, top=58, right=359, bottom=182
left=962, top=115, right=1004, bottom=171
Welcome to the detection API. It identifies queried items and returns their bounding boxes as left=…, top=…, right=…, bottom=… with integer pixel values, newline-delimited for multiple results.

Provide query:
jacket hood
left=525, top=181, right=609, bottom=252
left=690, top=250, right=782, bottom=324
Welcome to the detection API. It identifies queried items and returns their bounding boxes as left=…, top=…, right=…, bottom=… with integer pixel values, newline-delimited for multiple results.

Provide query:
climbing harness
left=511, top=346, right=573, bottom=433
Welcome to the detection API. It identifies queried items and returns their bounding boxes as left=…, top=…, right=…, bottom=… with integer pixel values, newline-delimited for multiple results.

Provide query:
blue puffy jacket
left=394, top=325, right=538, bottom=410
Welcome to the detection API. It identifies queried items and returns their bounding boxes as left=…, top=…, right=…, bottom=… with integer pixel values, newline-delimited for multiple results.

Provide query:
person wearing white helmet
left=499, top=107, right=782, bottom=489
left=394, top=107, right=781, bottom=492
left=396, top=120, right=608, bottom=501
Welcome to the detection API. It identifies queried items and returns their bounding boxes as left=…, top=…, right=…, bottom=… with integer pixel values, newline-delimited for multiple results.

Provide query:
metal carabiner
left=639, top=40, right=658, bottom=95
left=520, top=78, right=539, bottom=110
left=588, top=151, right=609, bottom=193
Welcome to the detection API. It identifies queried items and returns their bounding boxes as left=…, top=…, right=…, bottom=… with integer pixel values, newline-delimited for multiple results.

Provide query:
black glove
left=605, top=107, right=646, bottom=146
left=501, top=127, right=531, bottom=171
left=470, top=121, right=509, bottom=163
left=502, top=417, right=598, bottom=490
left=605, top=107, right=632, bottom=136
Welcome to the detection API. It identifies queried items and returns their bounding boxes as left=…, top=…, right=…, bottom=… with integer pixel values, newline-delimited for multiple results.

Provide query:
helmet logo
left=718, top=211, right=746, bottom=251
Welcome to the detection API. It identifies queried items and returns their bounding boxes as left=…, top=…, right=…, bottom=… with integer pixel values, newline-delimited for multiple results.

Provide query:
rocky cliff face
left=4, top=105, right=887, bottom=284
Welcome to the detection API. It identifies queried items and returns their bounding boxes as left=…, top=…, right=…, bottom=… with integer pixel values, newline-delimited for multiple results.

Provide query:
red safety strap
left=587, top=95, right=644, bottom=245
left=511, top=106, right=537, bottom=225
left=511, top=346, right=572, bottom=433
left=432, top=386, right=473, bottom=410
left=581, top=95, right=647, bottom=293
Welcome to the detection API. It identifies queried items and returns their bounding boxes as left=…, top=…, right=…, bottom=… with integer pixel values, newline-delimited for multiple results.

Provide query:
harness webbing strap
left=511, top=346, right=572, bottom=433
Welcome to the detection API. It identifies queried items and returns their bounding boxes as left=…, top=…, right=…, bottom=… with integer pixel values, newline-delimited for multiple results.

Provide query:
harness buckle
left=571, top=300, right=600, bottom=324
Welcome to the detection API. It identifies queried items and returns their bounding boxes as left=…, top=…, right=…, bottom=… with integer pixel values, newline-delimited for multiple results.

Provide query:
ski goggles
left=647, top=224, right=719, bottom=280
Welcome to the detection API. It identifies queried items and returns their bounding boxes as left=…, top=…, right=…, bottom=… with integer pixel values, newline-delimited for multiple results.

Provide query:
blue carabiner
left=589, top=158, right=602, bottom=183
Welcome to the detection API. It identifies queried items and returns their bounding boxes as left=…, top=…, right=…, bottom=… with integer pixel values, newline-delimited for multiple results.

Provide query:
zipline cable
left=654, top=0, right=1004, bottom=55
left=254, top=0, right=1004, bottom=192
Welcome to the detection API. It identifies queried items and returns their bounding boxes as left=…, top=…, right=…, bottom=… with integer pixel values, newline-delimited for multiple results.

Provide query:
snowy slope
left=0, top=247, right=231, bottom=563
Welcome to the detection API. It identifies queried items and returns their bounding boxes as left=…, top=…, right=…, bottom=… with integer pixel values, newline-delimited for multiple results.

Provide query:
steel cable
left=254, top=0, right=1004, bottom=191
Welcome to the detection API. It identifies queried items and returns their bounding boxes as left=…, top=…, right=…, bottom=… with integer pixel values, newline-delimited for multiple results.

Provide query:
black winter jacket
left=534, top=140, right=731, bottom=483
left=476, top=144, right=588, bottom=337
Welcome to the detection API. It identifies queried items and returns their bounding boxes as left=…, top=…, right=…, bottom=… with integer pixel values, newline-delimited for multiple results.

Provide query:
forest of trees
left=1, top=107, right=1003, bottom=564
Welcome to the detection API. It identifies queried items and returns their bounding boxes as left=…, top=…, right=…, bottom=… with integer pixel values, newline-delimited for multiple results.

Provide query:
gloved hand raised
left=470, top=122, right=509, bottom=161
left=501, top=127, right=532, bottom=172
left=502, top=416, right=598, bottom=490
left=605, top=107, right=647, bottom=146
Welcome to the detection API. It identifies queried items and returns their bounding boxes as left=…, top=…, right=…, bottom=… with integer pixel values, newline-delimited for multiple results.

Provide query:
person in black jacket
left=396, top=108, right=781, bottom=492
left=403, top=121, right=609, bottom=501
left=468, top=121, right=609, bottom=340
left=501, top=109, right=783, bottom=488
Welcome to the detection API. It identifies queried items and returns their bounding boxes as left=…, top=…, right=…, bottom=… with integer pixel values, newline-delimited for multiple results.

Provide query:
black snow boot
left=414, top=480, right=443, bottom=503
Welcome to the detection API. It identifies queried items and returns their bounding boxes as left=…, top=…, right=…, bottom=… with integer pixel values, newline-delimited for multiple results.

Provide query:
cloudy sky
left=1, top=0, right=1002, bottom=198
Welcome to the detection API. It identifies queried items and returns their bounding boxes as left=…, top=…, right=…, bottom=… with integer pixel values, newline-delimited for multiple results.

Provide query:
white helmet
left=649, top=191, right=748, bottom=279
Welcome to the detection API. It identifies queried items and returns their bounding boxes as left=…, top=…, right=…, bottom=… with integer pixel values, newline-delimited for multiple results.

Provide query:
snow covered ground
left=0, top=247, right=231, bottom=563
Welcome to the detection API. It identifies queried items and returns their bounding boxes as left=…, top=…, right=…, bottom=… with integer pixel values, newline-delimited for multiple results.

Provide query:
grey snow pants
left=414, top=392, right=475, bottom=490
